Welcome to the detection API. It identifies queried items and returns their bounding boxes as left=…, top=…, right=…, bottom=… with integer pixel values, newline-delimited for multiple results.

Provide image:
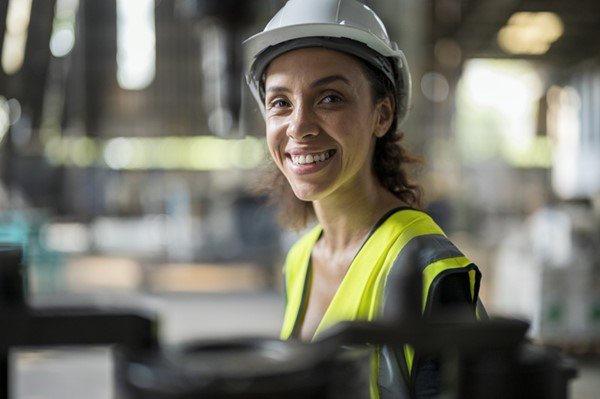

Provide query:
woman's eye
left=321, top=95, right=342, bottom=104
left=269, top=99, right=290, bottom=108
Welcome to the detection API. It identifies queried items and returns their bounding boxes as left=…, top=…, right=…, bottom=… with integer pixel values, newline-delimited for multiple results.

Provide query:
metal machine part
left=319, top=319, right=577, bottom=399
left=0, top=245, right=159, bottom=399
left=0, top=244, right=25, bottom=308
left=118, top=316, right=577, bottom=399
left=120, top=337, right=371, bottom=399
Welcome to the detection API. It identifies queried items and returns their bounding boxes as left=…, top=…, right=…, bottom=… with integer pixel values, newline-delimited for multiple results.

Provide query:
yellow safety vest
left=280, top=208, right=481, bottom=399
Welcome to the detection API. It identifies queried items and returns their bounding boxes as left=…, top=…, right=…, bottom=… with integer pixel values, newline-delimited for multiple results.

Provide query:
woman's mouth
left=290, top=150, right=336, bottom=166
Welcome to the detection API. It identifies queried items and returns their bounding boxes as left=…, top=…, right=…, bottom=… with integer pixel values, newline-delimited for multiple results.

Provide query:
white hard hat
left=243, top=0, right=412, bottom=127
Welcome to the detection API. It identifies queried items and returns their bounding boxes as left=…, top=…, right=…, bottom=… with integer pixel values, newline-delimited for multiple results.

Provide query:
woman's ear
left=374, top=95, right=395, bottom=138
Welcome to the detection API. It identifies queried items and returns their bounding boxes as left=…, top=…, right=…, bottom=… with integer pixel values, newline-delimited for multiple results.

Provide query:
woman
left=244, top=0, right=482, bottom=398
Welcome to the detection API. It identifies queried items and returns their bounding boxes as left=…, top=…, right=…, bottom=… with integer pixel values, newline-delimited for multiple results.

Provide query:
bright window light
left=497, top=12, right=563, bottom=55
left=549, top=86, right=582, bottom=198
left=116, top=0, right=156, bottom=90
left=455, top=59, right=550, bottom=167
left=59, top=136, right=266, bottom=170
left=49, top=0, right=79, bottom=58
left=1, top=0, right=33, bottom=75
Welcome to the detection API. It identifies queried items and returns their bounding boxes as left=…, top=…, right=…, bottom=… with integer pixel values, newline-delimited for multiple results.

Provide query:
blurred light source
left=116, top=0, right=156, bottom=90
left=434, top=38, right=462, bottom=68
left=208, top=107, right=233, bottom=135
left=230, top=137, right=265, bottom=169
left=549, top=86, right=582, bottom=198
left=44, top=136, right=68, bottom=165
left=49, top=0, right=79, bottom=58
left=200, top=20, right=239, bottom=137
left=69, top=136, right=97, bottom=167
left=0, top=97, right=10, bottom=142
left=1, top=0, right=33, bottom=75
left=41, top=222, right=90, bottom=253
left=104, top=137, right=135, bottom=169
left=420, top=72, right=450, bottom=103
left=498, top=12, right=563, bottom=55
left=0, top=97, right=22, bottom=144
left=10, top=110, right=31, bottom=149
left=50, top=27, right=75, bottom=58
left=502, top=136, right=553, bottom=168
left=54, top=136, right=265, bottom=170
left=7, top=98, right=22, bottom=125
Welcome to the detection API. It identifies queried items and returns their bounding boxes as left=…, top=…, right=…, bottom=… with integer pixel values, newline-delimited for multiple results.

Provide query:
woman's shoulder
left=379, top=207, right=446, bottom=237
left=380, top=208, right=472, bottom=275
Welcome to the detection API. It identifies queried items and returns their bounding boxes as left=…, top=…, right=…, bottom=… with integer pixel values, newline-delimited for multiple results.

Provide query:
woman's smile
left=286, top=149, right=337, bottom=175
left=290, top=149, right=333, bottom=165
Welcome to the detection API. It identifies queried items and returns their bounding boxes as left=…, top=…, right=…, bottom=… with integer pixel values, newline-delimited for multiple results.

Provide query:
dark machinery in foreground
left=0, top=245, right=159, bottom=399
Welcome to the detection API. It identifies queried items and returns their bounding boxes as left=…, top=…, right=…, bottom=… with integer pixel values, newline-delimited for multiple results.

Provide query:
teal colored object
left=0, top=211, right=66, bottom=295
left=0, top=212, right=30, bottom=295
left=0, top=212, right=29, bottom=251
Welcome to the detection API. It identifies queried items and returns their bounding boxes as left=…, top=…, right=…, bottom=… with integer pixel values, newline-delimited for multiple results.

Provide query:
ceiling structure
left=1, top=0, right=599, bottom=141
left=431, top=0, right=600, bottom=67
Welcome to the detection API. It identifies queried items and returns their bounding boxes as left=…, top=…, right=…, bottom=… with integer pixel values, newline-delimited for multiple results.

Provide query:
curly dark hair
left=256, top=55, right=423, bottom=231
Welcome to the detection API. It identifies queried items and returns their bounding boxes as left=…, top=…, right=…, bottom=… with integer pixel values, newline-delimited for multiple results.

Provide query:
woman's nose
left=287, top=104, right=318, bottom=141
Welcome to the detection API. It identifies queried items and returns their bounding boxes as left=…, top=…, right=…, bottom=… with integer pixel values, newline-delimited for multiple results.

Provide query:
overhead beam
left=451, top=0, right=521, bottom=57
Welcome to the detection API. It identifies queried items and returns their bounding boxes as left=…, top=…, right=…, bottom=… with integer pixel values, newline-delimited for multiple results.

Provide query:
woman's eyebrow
left=310, top=74, right=351, bottom=88
left=265, top=74, right=351, bottom=94
left=265, top=85, right=290, bottom=95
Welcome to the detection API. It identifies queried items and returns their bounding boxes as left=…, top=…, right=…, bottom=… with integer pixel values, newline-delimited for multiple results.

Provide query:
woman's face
left=264, top=47, right=393, bottom=203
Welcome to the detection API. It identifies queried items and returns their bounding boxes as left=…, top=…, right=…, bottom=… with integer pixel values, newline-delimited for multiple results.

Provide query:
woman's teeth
left=291, top=151, right=331, bottom=165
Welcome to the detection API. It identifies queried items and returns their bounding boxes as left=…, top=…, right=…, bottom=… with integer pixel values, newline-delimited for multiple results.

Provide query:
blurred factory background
left=1, top=0, right=600, bottom=398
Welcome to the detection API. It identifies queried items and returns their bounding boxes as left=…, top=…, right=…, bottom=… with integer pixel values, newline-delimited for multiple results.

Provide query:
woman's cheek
left=268, top=146, right=281, bottom=167
left=265, top=139, right=282, bottom=171
left=266, top=123, right=286, bottom=165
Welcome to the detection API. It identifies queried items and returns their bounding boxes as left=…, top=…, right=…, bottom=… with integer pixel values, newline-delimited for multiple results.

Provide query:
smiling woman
left=255, top=46, right=421, bottom=229
left=243, top=1, right=483, bottom=398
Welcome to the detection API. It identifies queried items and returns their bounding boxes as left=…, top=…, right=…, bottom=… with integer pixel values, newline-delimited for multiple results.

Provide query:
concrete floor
left=10, top=290, right=600, bottom=399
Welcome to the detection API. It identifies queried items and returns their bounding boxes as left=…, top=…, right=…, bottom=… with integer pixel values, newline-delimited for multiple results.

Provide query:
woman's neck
left=312, top=183, right=404, bottom=254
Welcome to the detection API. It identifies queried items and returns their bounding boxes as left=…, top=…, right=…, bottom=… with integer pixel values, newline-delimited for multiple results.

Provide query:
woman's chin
left=289, top=185, right=323, bottom=203
left=284, top=169, right=338, bottom=202
left=291, top=189, right=316, bottom=202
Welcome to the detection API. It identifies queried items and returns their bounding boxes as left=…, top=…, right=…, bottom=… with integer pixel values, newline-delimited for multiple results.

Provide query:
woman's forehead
left=265, top=47, right=365, bottom=84
left=266, top=47, right=360, bottom=74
